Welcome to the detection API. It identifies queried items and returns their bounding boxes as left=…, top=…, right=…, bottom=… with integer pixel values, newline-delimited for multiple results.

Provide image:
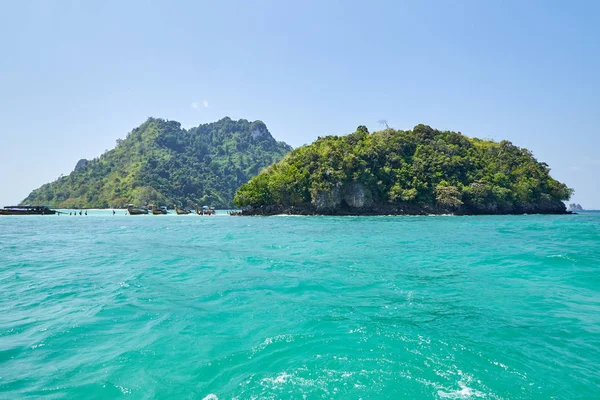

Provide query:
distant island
left=234, top=124, right=573, bottom=215
left=22, top=117, right=291, bottom=208
left=569, top=203, right=583, bottom=211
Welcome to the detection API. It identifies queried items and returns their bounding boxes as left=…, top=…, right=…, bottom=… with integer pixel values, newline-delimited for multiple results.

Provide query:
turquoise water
left=1, top=211, right=599, bottom=399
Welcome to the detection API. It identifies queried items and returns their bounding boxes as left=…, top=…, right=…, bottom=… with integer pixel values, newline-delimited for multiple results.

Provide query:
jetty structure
left=0, top=205, right=59, bottom=215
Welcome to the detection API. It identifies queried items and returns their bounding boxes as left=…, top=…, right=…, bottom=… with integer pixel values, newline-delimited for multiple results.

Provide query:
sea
left=1, top=210, right=599, bottom=399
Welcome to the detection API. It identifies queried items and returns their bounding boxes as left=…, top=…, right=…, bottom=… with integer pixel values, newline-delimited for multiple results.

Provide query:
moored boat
left=151, top=205, right=168, bottom=215
left=127, top=204, right=149, bottom=215
left=0, top=205, right=57, bottom=215
left=195, top=205, right=215, bottom=215
left=175, top=205, right=192, bottom=215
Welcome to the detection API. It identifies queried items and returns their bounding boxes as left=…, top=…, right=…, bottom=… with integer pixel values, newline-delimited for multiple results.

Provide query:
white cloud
left=191, top=100, right=209, bottom=110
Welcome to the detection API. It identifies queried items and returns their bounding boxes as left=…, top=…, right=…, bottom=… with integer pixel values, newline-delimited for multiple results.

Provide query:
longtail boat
left=0, top=205, right=58, bottom=215
left=151, top=205, right=168, bottom=215
left=195, top=205, right=215, bottom=215
left=127, top=204, right=149, bottom=215
left=175, top=205, right=192, bottom=215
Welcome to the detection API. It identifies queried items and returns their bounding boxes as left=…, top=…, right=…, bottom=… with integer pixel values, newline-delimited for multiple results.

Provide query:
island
left=234, top=124, right=573, bottom=215
left=569, top=203, right=584, bottom=211
left=21, top=117, right=292, bottom=209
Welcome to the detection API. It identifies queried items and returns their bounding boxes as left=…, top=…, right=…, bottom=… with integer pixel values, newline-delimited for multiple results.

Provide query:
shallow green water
left=1, top=211, right=599, bottom=399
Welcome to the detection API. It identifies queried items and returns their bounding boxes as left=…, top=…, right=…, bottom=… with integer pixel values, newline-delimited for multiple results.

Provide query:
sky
left=1, top=0, right=598, bottom=208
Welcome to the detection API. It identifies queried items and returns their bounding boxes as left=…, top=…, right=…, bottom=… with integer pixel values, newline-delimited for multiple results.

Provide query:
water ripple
left=1, top=212, right=599, bottom=398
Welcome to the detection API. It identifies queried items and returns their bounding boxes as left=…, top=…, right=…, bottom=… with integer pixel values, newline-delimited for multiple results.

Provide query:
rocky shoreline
left=241, top=180, right=569, bottom=216
left=241, top=201, right=569, bottom=216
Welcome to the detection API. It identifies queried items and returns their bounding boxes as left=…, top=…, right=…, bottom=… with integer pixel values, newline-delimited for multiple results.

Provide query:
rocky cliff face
left=311, top=182, right=374, bottom=212
left=242, top=182, right=567, bottom=216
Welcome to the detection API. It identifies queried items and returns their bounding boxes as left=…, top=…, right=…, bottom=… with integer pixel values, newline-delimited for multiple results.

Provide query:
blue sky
left=1, top=0, right=598, bottom=208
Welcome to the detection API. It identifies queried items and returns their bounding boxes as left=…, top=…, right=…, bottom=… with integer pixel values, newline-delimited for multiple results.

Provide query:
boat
left=175, top=205, right=192, bottom=215
left=0, top=205, right=58, bottom=215
left=127, top=204, right=149, bottom=215
left=195, top=205, right=215, bottom=215
left=151, top=205, right=168, bottom=215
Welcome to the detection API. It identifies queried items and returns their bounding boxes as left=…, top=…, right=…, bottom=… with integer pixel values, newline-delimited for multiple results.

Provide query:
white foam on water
left=548, top=254, right=577, bottom=262
left=492, top=360, right=508, bottom=370
left=202, top=394, right=218, bottom=400
left=417, top=369, right=496, bottom=400
left=348, top=326, right=366, bottom=334
left=437, top=380, right=486, bottom=399
left=261, top=372, right=293, bottom=385
left=117, top=386, right=131, bottom=395
left=251, top=334, right=296, bottom=355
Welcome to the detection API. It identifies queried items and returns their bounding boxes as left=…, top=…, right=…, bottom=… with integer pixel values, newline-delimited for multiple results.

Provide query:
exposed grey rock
left=242, top=195, right=568, bottom=216
left=74, top=159, right=88, bottom=172
left=311, top=185, right=342, bottom=212
left=343, top=182, right=373, bottom=209
left=250, top=120, right=272, bottom=140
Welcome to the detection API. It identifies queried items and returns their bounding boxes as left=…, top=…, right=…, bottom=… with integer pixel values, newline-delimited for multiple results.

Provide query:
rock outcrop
left=73, top=159, right=88, bottom=172
left=241, top=197, right=567, bottom=216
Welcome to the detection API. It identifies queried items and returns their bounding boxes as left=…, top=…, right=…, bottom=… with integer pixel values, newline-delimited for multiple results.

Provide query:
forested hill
left=22, top=117, right=292, bottom=208
left=234, top=124, right=573, bottom=215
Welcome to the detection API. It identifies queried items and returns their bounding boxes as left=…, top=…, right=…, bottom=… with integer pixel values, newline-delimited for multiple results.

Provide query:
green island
left=234, top=124, right=573, bottom=215
left=22, top=117, right=291, bottom=209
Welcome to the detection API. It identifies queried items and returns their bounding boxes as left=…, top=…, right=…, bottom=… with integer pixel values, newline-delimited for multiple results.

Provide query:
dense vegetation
left=234, top=124, right=572, bottom=215
left=22, top=117, right=292, bottom=208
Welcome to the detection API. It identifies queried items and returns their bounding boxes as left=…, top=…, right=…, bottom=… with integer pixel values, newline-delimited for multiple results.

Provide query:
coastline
left=240, top=201, right=570, bottom=216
